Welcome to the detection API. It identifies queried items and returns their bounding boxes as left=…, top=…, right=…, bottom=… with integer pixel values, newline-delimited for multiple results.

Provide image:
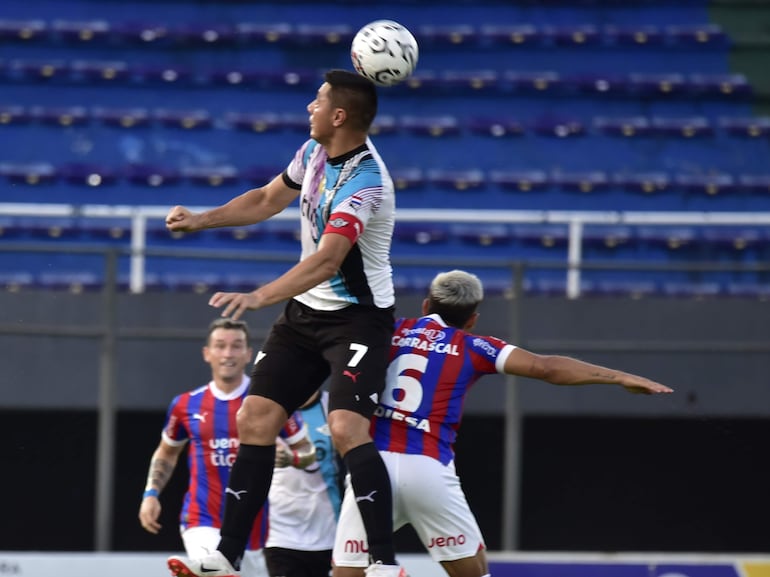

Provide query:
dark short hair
left=206, top=318, right=250, bottom=345
left=324, top=69, right=378, bottom=132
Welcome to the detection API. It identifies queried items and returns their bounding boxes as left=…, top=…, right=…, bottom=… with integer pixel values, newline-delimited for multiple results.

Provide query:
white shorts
left=332, top=451, right=485, bottom=566
left=181, top=526, right=268, bottom=577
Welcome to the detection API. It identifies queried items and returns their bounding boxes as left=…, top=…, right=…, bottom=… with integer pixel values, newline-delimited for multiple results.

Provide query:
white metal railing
left=3, top=202, right=770, bottom=298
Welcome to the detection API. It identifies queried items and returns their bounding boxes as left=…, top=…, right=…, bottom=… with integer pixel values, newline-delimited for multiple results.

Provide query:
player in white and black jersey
left=165, top=70, right=405, bottom=577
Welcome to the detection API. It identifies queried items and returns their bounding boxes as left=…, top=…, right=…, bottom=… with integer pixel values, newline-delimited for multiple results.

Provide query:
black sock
left=217, top=443, right=275, bottom=569
left=344, top=443, right=396, bottom=565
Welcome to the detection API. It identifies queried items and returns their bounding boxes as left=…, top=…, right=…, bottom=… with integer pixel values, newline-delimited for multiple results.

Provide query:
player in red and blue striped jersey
left=139, top=319, right=315, bottom=577
left=333, top=270, right=673, bottom=577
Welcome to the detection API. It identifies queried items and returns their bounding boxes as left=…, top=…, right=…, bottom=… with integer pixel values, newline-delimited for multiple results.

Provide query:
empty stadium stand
left=1, top=0, right=769, bottom=297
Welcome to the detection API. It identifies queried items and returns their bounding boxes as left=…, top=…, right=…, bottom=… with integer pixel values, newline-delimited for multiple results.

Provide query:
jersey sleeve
left=283, top=139, right=316, bottom=189
left=322, top=160, right=384, bottom=244
left=468, top=335, right=516, bottom=375
left=279, top=411, right=307, bottom=446
left=161, top=395, right=189, bottom=447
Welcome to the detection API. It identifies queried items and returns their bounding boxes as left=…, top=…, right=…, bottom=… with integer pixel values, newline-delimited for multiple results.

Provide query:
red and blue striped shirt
left=371, top=314, right=515, bottom=465
left=162, top=377, right=305, bottom=549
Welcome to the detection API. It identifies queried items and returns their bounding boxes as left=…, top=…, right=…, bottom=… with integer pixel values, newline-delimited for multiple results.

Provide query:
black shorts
left=264, top=546, right=332, bottom=577
left=248, top=299, right=394, bottom=418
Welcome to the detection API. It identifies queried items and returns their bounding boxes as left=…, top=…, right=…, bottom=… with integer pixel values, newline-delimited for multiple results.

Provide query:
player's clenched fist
left=166, top=205, right=199, bottom=232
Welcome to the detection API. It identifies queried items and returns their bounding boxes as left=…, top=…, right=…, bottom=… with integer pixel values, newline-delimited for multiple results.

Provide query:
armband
left=143, top=488, right=159, bottom=499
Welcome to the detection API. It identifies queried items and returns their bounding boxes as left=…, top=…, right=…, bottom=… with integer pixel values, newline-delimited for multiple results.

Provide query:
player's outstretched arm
left=165, top=174, right=299, bottom=233
left=503, top=348, right=673, bottom=395
left=209, top=232, right=353, bottom=319
left=138, top=441, right=184, bottom=534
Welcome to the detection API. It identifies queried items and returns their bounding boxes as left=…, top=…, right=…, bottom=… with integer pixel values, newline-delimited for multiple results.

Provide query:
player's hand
left=621, top=376, right=674, bottom=395
left=138, top=496, right=162, bottom=534
left=274, top=444, right=293, bottom=468
left=209, top=291, right=263, bottom=320
left=165, top=205, right=199, bottom=232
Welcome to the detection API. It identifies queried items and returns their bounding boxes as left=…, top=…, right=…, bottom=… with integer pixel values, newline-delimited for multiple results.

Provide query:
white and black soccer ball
left=351, top=20, right=419, bottom=87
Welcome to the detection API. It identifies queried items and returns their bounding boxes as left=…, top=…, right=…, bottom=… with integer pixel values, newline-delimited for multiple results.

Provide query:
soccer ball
left=351, top=20, right=419, bottom=87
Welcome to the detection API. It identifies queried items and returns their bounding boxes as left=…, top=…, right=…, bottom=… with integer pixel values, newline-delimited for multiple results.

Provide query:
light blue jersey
left=266, top=391, right=341, bottom=550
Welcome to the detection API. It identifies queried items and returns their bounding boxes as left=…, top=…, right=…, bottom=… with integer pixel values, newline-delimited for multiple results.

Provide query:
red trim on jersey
left=323, top=211, right=364, bottom=244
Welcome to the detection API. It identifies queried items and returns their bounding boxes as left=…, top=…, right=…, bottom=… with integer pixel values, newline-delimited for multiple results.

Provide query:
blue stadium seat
left=426, top=168, right=485, bottom=191
left=636, top=226, right=699, bottom=251
left=0, top=272, right=35, bottom=292
left=0, top=162, right=58, bottom=185
left=451, top=223, right=513, bottom=247
left=391, top=168, right=426, bottom=192
left=489, top=169, right=550, bottom=192
left=400, top=115, right=461, bottom=137
left=587, top=279, right=660, bottom=298
left=664, top=24, right=728, bottom=47
left=531, top=116, right=586, bottom=138
left=123, top=164, right=182, bottom=187
left=660, top=281, right=722, bottom=298
left=76, top=217, right=132, bottom=241
left=553, top=170, right=610, bottom=194
left=467, top=117, right=526, bottom=138
left=59, top=163, right=118, bottom=187
left=111, top=21, right=170, bottom=45
left=235, top=22, right=293, bottom=45
left=51, top=20, right=111, bottom=44
left=180, top=165, right=240, bottom=187
left=70, top=59, right=130, bottom=83
left=738, top=174, right=770, bottom=195
left=418, top=24, right=478, bottom=46
left=30, top=105, right=89, bottom=127
left=93, top=107, right=152, bottom=129
left=369, top=114, right=398, bottom=136
left=225, top=112, right=287, bottom=133
left=650, top=116, right=714, bottom=138
left=37, top=271, right=103, bottom=292
left=155, top=108, right=213, bottom=130
left=510, top=224, right=569, bottom=249
left=674, top=173, right=737, bottom=197
left=543, top=25, right=602, bottom=47
left=603, top=24, right=665, bottom=46
left=687, top=73, right=752, bottom=99
left=0, top=104, right=31, bottom=125
left=593, top=116, right=653, bottom=137
left=719, top=116, right=770, bottom=138
left=700, top=226, right=765, bottom=252
left=293, top=24, right=353, bottom=46
left=504, top=70, right=562, bottom=93
left=172, top=23, right=238, bottom=46
left=0, top=19, right=47, bottom=43
left=627, top=72, right=687, bottom=97
left=479, top=24, right=541, bottom=47
left=394, top=224, right=450, bottom=246
left=614, top=171, right=671, bottom=195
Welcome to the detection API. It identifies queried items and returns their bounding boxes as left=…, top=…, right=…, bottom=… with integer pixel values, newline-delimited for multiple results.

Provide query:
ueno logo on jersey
left=209, top=437, right=239, bottom=467
left=472, top=338, right=497, bottom=358
left=374, top=406, right=431, bottom=432
left=344, top=540, right=368, bottom=554
left=392, top=335, right=459, bottom=356
left=401, top=327, right=446, bottom=341
left=428, top=533, right=466, bottom=549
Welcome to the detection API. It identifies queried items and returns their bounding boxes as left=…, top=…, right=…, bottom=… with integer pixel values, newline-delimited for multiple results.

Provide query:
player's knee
left=328, top=410, right=371, bottom=455
left=236, top=396, right=286, bottom=442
